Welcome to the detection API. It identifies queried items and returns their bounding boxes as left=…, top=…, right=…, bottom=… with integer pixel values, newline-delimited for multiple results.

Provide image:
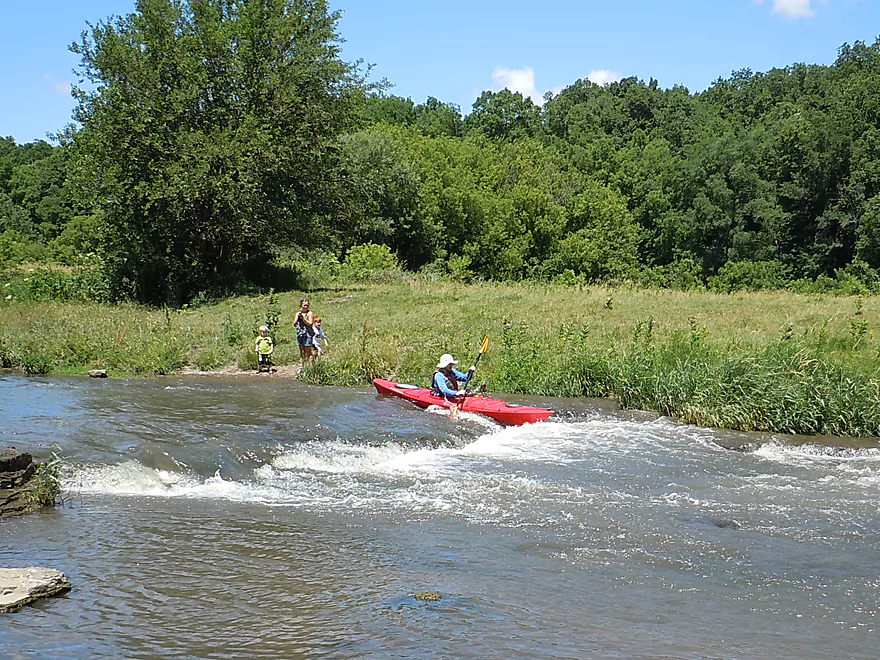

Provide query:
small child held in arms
left=255, top=325, right=275, bottom=372
left=312, top=316, right=328, bottom=358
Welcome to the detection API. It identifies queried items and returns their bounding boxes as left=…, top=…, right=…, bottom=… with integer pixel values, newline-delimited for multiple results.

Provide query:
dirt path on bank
left=179, top=363, right=304, bottom=378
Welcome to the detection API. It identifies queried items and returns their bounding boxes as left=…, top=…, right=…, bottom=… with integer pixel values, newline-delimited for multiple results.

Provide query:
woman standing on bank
left=294, top=298, right=315, bottom=367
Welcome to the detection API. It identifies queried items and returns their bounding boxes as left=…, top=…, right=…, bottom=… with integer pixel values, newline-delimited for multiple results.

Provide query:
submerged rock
left=412, top=591, right=442, bottom=602
left=0, top=567, right=72, bottom=613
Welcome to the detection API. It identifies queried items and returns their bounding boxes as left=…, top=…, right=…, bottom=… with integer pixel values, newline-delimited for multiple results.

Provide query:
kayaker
left=432, top=354, right=476, bottom=398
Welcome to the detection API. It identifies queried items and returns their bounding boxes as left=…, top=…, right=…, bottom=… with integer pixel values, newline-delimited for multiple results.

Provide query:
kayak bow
left=373, top=378, right=552, bottom=426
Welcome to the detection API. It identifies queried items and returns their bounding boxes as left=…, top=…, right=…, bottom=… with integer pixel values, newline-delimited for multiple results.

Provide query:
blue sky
left=1, top=0, right=877, bottom=144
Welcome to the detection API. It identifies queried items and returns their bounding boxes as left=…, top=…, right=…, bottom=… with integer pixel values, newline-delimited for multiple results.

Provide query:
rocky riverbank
left=1, top=448, right=71, bottom=612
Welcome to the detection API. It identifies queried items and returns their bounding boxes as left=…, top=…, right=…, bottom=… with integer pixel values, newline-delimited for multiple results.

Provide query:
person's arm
left=453, top=367, right=474, bottom=383
left=268, top=339, right=274, bottom=354
left=433, top=371, right=460, bottom=397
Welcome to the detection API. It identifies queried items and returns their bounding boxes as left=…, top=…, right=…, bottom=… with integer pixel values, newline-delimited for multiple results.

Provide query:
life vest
left=431, top=368, right=457, bottom=393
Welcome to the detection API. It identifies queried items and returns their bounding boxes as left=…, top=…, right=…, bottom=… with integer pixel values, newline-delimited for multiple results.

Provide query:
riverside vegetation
left=2, top=263, right=879, bottom=438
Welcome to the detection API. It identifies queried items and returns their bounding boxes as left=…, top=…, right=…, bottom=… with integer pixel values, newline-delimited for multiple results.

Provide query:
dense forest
left=3, top=0, right=880, bottom=304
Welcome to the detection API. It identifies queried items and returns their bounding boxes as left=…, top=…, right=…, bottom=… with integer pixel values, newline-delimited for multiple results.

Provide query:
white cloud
left=491, top=66, right=544, bottom=104
left=587, top=69, right=624, bottom=86
left=483, top=66, right=624, bottom=107
left=44, top=75, right=71, bottom=96
left=772, top=0, right=816, bottom=17
left=754, top=0, right=829, bottom=19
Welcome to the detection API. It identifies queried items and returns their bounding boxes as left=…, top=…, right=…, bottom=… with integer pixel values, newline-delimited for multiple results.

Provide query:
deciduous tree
left=68, top=0, right=370, bottom=304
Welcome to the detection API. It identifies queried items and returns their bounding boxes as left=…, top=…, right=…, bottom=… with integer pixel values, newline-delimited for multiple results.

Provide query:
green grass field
left=2, top=281, right=879, bottom=437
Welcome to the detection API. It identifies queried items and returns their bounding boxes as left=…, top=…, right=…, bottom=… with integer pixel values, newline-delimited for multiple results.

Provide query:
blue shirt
left=432, top=367, right=473, bottom=397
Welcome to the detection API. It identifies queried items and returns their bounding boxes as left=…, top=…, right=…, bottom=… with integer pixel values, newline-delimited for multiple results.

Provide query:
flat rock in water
left=0, top=567, right=72, bottom=613
left=88, top=369, right=107, bottom=378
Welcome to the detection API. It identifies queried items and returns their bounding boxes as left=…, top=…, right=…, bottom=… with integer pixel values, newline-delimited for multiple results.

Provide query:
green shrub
left=638, top=258, right=705, bottom=291
left=552, top=268, right=588, bottom=287
left=22, top=268, right=69, bottom=300
left=263, top=290, right=282, bottom=336
left=784, top=263, right=878, bottom=296
left=29, top=453, right=63, bottom=507
left=222, top=313, right=245, bottom=347
left=21, top=348, right=54, bottom=375
left=48, top=214, right=105, bottom=265
left=790, top=275, right=839, bottom=294
left=832, top=260, right=877, bottom=296
left=0, top=230, right=50, bottom=266
left=275, top=249, right=338, bottom=290
left=447, top=254, right=474, bottom=283
left=339, top=242, right=400, bottom=281
left=0, top=336, right=20, bottom=368
left=3, top=261, right=110, bottom=303
left=67, top=260, right=111, bottom=302
left=708, top=260, right=789, bottom=293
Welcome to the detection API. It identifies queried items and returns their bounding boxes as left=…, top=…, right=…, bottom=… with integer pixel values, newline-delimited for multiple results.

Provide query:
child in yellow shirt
left=255, top=325, right=275, bottom=372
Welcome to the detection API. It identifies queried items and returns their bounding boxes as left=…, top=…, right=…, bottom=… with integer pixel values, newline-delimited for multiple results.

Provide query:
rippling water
left=1, top=374, right=878, bottom=659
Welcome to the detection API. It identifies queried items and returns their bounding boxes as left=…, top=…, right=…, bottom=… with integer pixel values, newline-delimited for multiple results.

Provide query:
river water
left=1, top=374, right=878, bottom=659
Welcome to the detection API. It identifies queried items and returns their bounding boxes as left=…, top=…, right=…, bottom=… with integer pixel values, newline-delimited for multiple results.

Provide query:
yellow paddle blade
left=479, top=335, right=490, bottom=354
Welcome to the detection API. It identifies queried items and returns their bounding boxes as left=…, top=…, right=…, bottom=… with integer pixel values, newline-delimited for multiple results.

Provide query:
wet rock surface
left=0, top=449, right=37, bottom=518
left=0, top=567, right=72, bottom=613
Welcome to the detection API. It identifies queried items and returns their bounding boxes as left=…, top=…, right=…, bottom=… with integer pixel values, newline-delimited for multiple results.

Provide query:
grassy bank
left=2, top=281, right=879, bottom=437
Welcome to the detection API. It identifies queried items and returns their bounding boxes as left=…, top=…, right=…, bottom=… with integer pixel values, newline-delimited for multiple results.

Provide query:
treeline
left=0, top=137, right=91, bottom=265
left=2, top=0, right=880, bottom=304
left=351, top=42, right=880, bottom=292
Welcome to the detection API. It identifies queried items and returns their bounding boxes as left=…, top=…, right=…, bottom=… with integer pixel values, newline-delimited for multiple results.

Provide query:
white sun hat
left=436, top=353, right=459, bottom=368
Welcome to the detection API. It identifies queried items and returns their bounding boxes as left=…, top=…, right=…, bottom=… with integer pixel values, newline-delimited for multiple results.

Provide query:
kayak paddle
left=462, top=335, right=490, bottom=397
left=473, top=335, right=490, bottom=372
left=451, top=335, right=490, bottom=419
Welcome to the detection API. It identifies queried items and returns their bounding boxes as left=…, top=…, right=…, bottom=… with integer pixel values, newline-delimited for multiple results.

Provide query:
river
left=1, top=374, right=878, bottom=659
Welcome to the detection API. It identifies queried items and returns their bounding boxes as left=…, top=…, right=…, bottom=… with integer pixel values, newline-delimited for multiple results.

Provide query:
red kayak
left=373, top=378, right=553, bottom=426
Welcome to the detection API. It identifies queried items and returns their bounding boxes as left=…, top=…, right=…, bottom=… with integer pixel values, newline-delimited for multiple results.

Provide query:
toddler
left=255, top=325, right=275, bottom=372
left=312, top=317, right=328, bottom=358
